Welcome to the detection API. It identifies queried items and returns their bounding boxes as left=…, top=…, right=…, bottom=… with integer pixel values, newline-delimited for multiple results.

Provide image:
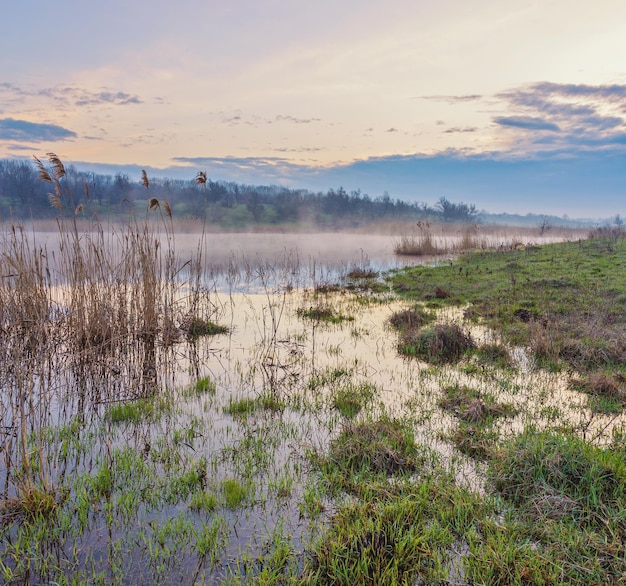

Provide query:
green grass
left=4, top=230, right=626, bottom=585
left=307, top=367, right=351, bottom=391
left=301, top=472, right=485, bottom=585
left=438, top=384, right=517, bottom=425
left=191, top=376, right=217, bottom=395
left=105, top=396, right=171, bottom=424
left=189, top=490, right=218, bottom=513
left=224, top=393, right=285, bottom=420
left=331, top=382, right=376, bottom=418
left=312, top=417, right=430, bottom=496
left=221, top=478, right=252, bottom=509
left=569, top=371, right=626, bottom=413
left=183, top=317, right=228, bottom=338
left=297, top=305, right=355, bottom=324
left=389, top=237, right=626, bottom=375
left=387, top=305, right=434, bottom=331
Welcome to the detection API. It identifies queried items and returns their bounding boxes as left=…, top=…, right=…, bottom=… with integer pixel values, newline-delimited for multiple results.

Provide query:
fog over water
left=29, top=226, right=583, bottom=290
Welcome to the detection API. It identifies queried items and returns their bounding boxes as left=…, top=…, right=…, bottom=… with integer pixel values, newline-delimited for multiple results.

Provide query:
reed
left=0, top=155, right=224, bottom=510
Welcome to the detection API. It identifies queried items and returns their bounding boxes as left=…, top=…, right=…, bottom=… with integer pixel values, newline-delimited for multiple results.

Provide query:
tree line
left=0, top=158, right=479, bottom=226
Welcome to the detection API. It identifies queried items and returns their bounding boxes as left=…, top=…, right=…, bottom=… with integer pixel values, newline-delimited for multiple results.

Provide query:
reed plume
left=195, top=171, right=207, bottom=187
left=163, top=199, right=172, bottom=218
left=47, top=152, right=66, bottom=180
left=48, top=193, right=63, bottom=211
left=33, top=156, right=52, bottom=183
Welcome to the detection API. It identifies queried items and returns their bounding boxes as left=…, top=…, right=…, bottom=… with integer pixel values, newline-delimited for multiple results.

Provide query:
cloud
left=275, top=115, right=321, bottom=124
left=419, top=94, right=483, bottom=104
left=171, top=155, right=307, bottom=183
left=75, top=91, right=142, bottom=106
left=272, top=146, right=323, bottom=153
left=0, top=83, right=142, bottom=108
left=7, top=144, right=35, bottom=151
left=494, top=116, right=560, bottom=131
left=0, top=118, right=77, bottom=142
left=493, top=82, right=626, bottom=155
left=443, top=126, right=478, bottom=134
left=531, top=82, right=626, bottom=101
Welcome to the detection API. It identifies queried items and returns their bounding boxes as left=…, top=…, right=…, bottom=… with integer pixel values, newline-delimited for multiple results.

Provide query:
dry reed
left=0, top=156, right=220, bottom=508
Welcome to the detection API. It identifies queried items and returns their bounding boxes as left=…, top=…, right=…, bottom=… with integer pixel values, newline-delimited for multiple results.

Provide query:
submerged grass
left=297, top=304, right=355, bottom=324
left=331, top=382, right=376, bottom=418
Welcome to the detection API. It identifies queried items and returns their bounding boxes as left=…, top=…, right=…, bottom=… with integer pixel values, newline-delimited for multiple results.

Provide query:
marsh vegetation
left=0, top=162, right=624, bottom=585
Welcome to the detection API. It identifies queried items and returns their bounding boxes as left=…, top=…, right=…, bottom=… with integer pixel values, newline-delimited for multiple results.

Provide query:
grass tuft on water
left=312, top=417, right=429, bottom=497
left=398, top=323, right=475, bottom=364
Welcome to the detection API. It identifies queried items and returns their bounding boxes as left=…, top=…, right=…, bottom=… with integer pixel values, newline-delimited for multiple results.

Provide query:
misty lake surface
left=31, top=227, right=574, bottom=290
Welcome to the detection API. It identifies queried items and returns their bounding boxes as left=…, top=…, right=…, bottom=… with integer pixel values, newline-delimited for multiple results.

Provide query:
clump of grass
left=105, top=396, right=170, bottom=424
left=255, top=392, right=286, bottom=412
left=1, top=483, right=58, bottom=520
left=302, top=471, right=483, bottom=585
left=106, top=399, right=149, bottom=424
left=438, top=384, right=517, bottom=425
left=439, top=384, right=515, bottom=460
left=448, top=425, right=499, bottom=460
left=222, top=478, right=252, bottom=509
left=223, top=393, right=285, bottom=420
left=473, top=342, right=514, bottom=370
left=388, top=305, right=433, bottom=331
left=224, top=398, right=257, bottom=419
left=190, top=490, right=217, bottom=513
left=307, top=367, right=351, bottom=391
left=570, top=372, right=626, bottom=413
left=331, top=382, right=376, bottom=418
left=313, top=282, right=342, bottom=294
left=489, top=430, right=626, bottom=527
left=398, top=323, right=475, bottom=364
left=474, top=430, right=626, bottom=583
left=181, top=316, right=228, bottom=338
left=315, top=418, right=427, bottom=495
left=190, top=376, right=217, bottom=396
left=297, top=305, right=354, bottom=324
left=346, top=267, right=378, bottom=280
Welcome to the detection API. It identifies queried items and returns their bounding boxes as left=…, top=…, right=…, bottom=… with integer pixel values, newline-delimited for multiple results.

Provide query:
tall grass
left=0, top=155, right=222, bottom=509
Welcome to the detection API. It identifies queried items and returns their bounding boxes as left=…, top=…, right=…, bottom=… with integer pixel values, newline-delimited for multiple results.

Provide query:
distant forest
left=0, top=158, right=594, bottom=228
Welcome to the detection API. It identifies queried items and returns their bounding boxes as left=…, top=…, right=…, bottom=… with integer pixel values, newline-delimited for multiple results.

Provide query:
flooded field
left=1, top=221, right=621, bottom=585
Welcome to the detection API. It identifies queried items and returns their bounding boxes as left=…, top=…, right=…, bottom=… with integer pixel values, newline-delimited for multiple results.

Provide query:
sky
left=2, top=0, right=626, bottom=217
